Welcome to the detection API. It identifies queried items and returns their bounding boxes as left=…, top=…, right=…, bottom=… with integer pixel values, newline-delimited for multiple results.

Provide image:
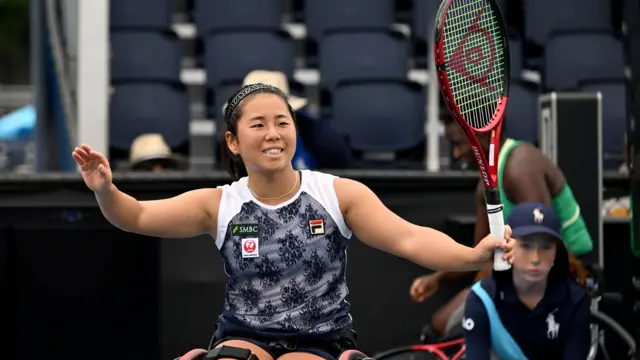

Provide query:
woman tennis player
left=463, top=202, right=591, bottom=360
left=72, top=83, right=515, bottom=360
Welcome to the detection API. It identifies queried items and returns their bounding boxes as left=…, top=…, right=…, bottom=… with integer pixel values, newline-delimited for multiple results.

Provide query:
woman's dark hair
left=220, top=83, right=296, bottom=180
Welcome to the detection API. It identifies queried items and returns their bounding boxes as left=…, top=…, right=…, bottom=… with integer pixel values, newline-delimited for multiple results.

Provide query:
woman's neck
left=247, top=167, right=300, bottom=204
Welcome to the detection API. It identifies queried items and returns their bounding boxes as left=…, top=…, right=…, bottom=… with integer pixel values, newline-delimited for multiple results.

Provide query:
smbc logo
left=232, top=224, right=259, bottom=234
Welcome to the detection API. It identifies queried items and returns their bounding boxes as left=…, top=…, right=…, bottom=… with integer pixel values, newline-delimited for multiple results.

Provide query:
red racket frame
left=373, top=338, right=466, bottom=360
left=433, top=0, right=511, bottom=190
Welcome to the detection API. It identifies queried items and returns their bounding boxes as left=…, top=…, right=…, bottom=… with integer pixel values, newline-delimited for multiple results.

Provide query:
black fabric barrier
left=0, top=171, right=629, bottom=359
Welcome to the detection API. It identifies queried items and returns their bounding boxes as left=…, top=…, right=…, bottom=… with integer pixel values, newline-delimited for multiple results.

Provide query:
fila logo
left=309, top=219, right=325, bottom=235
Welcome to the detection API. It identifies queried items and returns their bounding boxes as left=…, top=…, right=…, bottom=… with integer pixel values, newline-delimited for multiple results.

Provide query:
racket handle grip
left=486, top=203, right=511, bottom=271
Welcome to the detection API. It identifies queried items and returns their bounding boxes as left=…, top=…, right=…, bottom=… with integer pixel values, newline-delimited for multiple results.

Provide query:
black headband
left=223, top=83, right=288, bottom=124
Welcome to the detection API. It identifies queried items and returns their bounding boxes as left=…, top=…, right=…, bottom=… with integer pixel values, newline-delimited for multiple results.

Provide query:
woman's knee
left=276, top=352, right=327, bottom=360
left=214, top=339, right=274, bottom=360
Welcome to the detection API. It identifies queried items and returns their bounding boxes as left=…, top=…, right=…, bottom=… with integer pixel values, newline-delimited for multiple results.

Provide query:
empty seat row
left=543, top=31, right=624, bottom=90
left=110, top=27, right=624, bottom=93
left=111, top=0, right=426, bottom=42
left=523, top=0, right=613, bottom=47
left=108, top=78, right=627, bottom=169
left=110, top=0, right=617, bottom=45
left=109, top=84, right=189, bottom=151
left=111, top=29, right=409, bottom=89
left=107, top=0, right=628, bottom=169
left=110, top=0, right=619, bottom=47
left=108, top=80, right=426, bottom=154
left=109, top=28, right=626, bottom=138
left=110, top=0, right=626, bottom=90
left=110, top=31, right=181, bottom=84
left=110, top=0, right=441, bottom=67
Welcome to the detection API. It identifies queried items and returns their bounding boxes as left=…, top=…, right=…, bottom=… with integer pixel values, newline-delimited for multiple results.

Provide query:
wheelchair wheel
left=372, top=339, right=465, bottom=360
left=588, top=309, right=636, bottom=360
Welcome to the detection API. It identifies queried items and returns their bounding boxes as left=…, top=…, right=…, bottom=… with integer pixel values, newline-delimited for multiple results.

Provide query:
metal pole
left=76, top=0, right=109, bottom=157
left=32, top=0, right=50, bottom=171
left=426, top=31, right=440, bottom=171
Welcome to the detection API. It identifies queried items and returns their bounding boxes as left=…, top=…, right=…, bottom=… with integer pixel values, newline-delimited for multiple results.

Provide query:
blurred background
left=0, top=0, right=633, bottom=174
left=0, top=0, right=638, bottom=359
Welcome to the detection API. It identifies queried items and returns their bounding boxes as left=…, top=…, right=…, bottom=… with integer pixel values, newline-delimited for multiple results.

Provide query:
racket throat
left=484, top=187, right=502, bottom=207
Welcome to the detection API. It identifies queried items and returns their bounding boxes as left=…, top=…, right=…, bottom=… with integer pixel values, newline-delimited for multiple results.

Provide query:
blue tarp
left=0, top=105, right=36, bottom=141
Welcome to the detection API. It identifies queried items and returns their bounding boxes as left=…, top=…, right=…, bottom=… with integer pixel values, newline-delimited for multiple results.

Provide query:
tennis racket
left=434, top=0, right=511, bottom=270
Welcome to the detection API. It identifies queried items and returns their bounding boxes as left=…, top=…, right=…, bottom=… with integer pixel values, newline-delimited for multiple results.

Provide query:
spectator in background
left=233, top=70, right=354, bottom=169
left=409, top=114, right=592, bottom=338
left=128, top=133, right=185, bottom=172
left=463, top=203, right=591, bottom=360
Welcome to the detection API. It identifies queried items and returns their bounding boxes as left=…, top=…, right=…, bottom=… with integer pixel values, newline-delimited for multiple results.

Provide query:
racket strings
left=442, top=0, right=506, bottom=130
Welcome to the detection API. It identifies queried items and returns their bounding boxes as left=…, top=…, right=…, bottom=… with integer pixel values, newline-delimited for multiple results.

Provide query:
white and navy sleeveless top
left=215, top=170, right=353, bottom=336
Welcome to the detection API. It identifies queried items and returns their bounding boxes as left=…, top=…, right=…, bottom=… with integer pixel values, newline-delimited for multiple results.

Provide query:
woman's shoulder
left=217, top=176, right=248, bottom=192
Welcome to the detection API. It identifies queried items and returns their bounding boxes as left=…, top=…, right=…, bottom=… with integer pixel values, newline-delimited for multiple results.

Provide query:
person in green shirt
left=408, top=115, right=594, bottom=337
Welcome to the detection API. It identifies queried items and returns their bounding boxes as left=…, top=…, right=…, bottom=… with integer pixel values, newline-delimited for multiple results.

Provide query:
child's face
left=512, top=234, right=557, bottom=282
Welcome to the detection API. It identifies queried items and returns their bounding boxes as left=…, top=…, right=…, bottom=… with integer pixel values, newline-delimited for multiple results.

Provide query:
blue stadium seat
left=411, top=0, right=440, bottom=44
left=624, top=0, right=639, bottom=30
left=110, top=31, right=181, bottom=84
left=319, top=29, right=409, bottom=91
left=194, top=0, right=283, bottom=37
left=504, top=82, right=539, bottom=144
left=204, top=30, right=295, bottom=88
left=110, top=0, right=172, bottom=30
left=304, top=0, right=394, bottom=44
left=211, top=82, right=243, bottom=126
left=332, top=80, right=425, bottom=152
left=580, top=80, right=628, bottom=169
left=544, top=32, right=624, bottom=90
left=627, top=0, right=640, bottom=70
left=410, top=0, right=441, bottom=67
left=523, top=0, right=612, bottom=46
left=109, top=84, right=189, bottom=150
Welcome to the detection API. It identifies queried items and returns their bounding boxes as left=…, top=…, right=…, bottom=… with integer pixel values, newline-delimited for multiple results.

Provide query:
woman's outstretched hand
left=472, top=225, right=515, bottom=269
left=72, top=144, right=112, bottom=193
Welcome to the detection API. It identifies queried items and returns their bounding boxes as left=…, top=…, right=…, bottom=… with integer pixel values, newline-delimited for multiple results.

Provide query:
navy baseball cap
left=507, top=202, right=562, bottom=240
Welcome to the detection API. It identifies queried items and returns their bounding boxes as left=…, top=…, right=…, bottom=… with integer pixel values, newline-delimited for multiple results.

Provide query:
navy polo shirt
left=463, top=275, right=591, bottom=360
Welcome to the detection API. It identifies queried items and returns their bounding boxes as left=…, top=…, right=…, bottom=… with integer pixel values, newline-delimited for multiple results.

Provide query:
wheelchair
left=372, top=266, right=636, bottom=360
left=175, top=332, right=374, bottom=360
left=370, top=308, right=635, bottom=360
left=176, top=347, right=373, bottom=360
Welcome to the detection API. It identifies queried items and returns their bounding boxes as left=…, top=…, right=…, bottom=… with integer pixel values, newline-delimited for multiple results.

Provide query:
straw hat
left=222, top=70, right=308, bottom=115
left=129, top=133, right=178, bottom=169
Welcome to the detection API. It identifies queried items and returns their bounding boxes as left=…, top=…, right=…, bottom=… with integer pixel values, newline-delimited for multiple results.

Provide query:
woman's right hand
left=410, top=273, right=441, bottom=303
left=72, top=144, right=113, bottom=193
